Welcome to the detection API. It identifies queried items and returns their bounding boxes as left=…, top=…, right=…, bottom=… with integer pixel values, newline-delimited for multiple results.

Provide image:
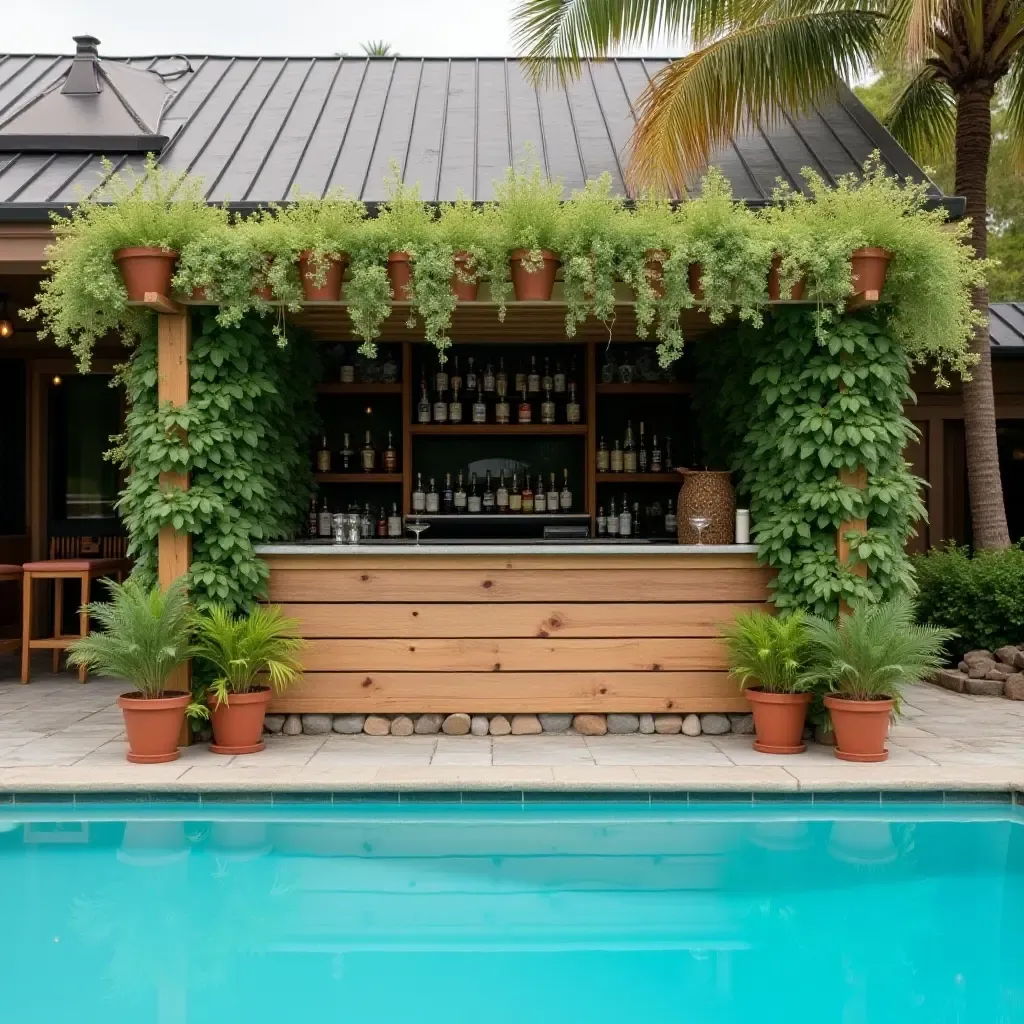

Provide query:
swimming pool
left=0, top=799, right=1020, bottom=1023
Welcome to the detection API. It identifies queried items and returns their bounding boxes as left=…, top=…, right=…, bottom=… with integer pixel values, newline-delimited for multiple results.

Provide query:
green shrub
left=913, top=544, right=1024, bottom=658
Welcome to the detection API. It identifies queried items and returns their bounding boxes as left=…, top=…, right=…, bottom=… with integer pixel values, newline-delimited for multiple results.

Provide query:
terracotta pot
left=188, top=285, right=210, bottom=303
left=767, top=255, right=806, bottom=301
left=298, top=250, right=347, bottom=302
left=114, top=247, right=179, bottom=301
left=824, top=694, right=894, bottom=762
left=849, top=246, right=892, bottom=296
left=510, top=248, right=559, bottom=301
left=117, top=691, right=190, bottom=764
left=643, top=248, right=668, bottom=299
left=387, top=250, right=414, bottom=301
left=744, top=688, right=812, bottom=754
left=688, top=262, right=704, bottom=300
left=208, top=686, right=272, bottom=755
left=252, top=254, right=275, bottom=301
left=451, top=251, right=479, bottom=301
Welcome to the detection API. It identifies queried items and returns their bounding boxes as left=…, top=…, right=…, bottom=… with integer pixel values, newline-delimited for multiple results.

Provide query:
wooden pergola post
left=156, top=307, right=192, bottom=714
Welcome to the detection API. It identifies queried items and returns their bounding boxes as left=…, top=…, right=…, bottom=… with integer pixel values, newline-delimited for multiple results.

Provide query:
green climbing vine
left=698, top=307, right=924, bottom=618
left=114, top=313, right=319, bottom=613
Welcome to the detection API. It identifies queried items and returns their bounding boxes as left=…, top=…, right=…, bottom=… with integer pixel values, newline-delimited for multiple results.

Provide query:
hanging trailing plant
left=23, top=155, right=225, bottom=371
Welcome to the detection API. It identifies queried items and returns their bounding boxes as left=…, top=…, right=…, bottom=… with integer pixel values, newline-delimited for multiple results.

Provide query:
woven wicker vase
left=676, top=469, right=736, bottom=545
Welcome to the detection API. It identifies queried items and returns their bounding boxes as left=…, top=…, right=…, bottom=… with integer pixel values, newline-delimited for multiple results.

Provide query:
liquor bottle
left=433, top=386, right=448, bottom=423
left=565, top=382, right=580, bottom=424
left=546, top=472, right=559, bottom=512
left=596, top=437, right=610, bottom=472
left=383, top=431, right=398, bottom=473
left=559, top=468, right=572, bottom=511
left=435, top=355, right=449, bottom=396
left=482, top=470, right=496, bottom=512
left=483, top=361, right=496, bottom=394
left=638, top=421, right=648, bottom=473
left=664, top=435, right=674, bottom=472
left=514, top=359, right=526, bottom=394
left=472, top=387, right=487, bottom=424
left=412, top=472, right=426, bottom=513
left=318, top=497, right=332, bottom=538
left=340, top=432, right=353, bottom=470
left=442, top=472, right=454, bottom=513
left=567, top=355, right=578, bottom=395
left=633, top=502, right=642, bottom=538
left=610, top=439, right=624, bottom=473
left=496, top=357, right=508, bottom=398
left=361, top=503, right=374, bottom=539
left=360, top=430, right=376, bottom=472
left=508, top=471, right=522, bottom=512
left=665, top=502, right=677, bottom=536
left=316, top=435, right=331, bottom=473
left=518, top=387, right=532, bottom=424
left=387, top=502, right=403, bottom=538
left=534, top=473, right=545, bottom=512
left=376, top=506, right=387, bottom=537
left=450, top=355, right=462, bottom=395
left=426, top=477, right=440, bottom=513
left=651, top=435, right=663, bottom=473
left=496, top=470, right=510, bottom=512
left=465, top=356, right=477, bottom=393
left=454, top=470, right=467, bottom=514
left=541, top=388, right=555, bottom=424
left=521, top=475, right=535, bottom=514
left=623, top=421, right=637, bottom=473
left=417, top=382, right=431, bottom=424
left=619, top=495, right=632, bottom=536
left=448, top=385, right=463, bottom=424
left=542, top=356, right=553, bottom=393
left=596, top=505, right=607, bottom=536
left=553, top=360, right=566, bottom=395
left=495, top=389, right=511, bottom=424
left=467, top=472, right=482, bottom=514
left=607, top=496, right=619, bottom=536
left=306, top=496, right=318, bottom=538
left=527, top=354, right=541, bottom=394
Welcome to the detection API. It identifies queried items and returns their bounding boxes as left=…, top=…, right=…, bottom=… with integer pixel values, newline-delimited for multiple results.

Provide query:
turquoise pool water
left=0, top=801, right=1021, bottom=1023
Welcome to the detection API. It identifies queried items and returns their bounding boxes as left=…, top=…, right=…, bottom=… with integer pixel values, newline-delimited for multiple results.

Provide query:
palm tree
left=513, top=0, right=1018, bottom=548
left=361, top=41, right=396, bottom=57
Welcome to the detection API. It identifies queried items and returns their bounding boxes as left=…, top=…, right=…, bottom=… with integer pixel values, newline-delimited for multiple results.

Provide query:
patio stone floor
left=1, top=655, right=1023, bottom=794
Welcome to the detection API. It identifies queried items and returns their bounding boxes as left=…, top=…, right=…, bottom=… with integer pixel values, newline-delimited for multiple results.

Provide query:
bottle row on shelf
left=597, top=420, right=674, bottom=474
left=412, top=469, right=574, bottom=515
left=308, top=497, right=407, bottom=539
left=315, top=430, right=399, bottom=474
left=597, top=496, right=678, bottom=539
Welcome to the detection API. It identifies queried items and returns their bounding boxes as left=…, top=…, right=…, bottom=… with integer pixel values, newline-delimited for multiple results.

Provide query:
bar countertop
left=255, top=541, right=759, bottom=556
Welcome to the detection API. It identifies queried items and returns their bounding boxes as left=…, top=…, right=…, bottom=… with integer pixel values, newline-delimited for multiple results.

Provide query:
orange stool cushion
left=22, top=559, right=126, bottom=574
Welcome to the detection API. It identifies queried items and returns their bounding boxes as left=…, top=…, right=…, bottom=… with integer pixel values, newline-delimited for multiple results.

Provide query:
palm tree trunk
left=954, top=82, right=1010, bottom=549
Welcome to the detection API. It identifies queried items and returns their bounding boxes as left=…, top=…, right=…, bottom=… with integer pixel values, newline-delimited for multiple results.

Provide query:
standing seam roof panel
left=504, top=64, right=545, bottom=180
left=437, top=60, right=478, bottom=201
left=361, top=59, right=426, bottom=200
left=327, top=59, right=396, bottom=195
left=565, top=68, right=624, bottom=194
left=9, top=152, right=93, bottom=203
left=401, top=61, right=449, bottom=201
left=474, top=60, right=511, bottom=202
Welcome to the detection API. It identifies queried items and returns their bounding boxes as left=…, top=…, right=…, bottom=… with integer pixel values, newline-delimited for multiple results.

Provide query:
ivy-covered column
left=837, top=466, right=868, bottom=614
left=156, top=310, right=192, bottom=703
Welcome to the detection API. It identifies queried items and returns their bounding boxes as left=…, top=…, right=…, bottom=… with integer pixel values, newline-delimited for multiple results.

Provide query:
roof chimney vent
left=63, top=34, right=101, bottom=95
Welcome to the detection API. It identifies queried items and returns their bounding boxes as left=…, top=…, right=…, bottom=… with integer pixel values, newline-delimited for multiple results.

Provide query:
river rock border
left=263, top=712, right=757, bottom=738
left=932, top=644, right=1024, bottom=699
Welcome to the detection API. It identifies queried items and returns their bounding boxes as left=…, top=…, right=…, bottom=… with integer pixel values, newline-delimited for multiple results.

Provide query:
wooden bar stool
left=0, top=565, right=22, bottom=657
left=20, top=560, right=129, bottom=683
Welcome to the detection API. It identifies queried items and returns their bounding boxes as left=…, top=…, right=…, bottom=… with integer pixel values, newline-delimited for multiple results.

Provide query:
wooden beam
left=927, top=417, right=945, bottom=547
left=156, top=311, right=192, bottom=733
left=126, top=292, right=184, bottom=315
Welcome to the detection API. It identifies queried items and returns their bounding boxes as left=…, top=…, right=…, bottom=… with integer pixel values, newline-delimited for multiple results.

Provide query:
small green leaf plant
left=721, top=609, right=812, bottom=693
left=191, top=603, right=305, bottom=708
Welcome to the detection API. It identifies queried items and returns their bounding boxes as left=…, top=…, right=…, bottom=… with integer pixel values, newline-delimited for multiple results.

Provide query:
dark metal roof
left=990, top=303, right=1024, bottom=351
left=0, top=51, right=954, bottom=214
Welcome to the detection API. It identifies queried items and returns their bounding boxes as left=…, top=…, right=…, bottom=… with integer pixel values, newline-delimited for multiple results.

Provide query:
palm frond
left=721, top=609, right=812, bottom=692
left=65, top=577, right=192, bottom=698
left=1004, top=59, right=1024, bottom=171
left=192, top=604, right=305, bottom=703
left=883, top=0, right=954, bottom=63
left=883, top=66, right=955, bottom=164
left=802, top=596, right=955, bottom=708
left=626, top=6, right=880, bottom=189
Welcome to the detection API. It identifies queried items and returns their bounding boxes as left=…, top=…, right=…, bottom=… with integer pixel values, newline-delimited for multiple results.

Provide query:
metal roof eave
left=0, top=134, right=168, bottom=153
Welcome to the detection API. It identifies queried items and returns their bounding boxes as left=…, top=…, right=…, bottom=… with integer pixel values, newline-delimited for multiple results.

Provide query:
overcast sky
left=8, top=0, right=686, bottom=57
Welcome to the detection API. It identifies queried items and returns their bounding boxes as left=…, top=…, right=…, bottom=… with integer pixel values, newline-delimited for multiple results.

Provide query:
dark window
left=0, top=360, right=26, bottom=535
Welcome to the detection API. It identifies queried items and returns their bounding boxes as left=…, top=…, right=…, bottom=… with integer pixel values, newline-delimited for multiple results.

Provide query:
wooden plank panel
left=300, top=637, right=728, bottom=672
left=279, top=601, right=765, bottom=638
left=268, top=671, right=748, bottom=713
left=263, top=552, right=762, bottom=571
left=267, top=567, right=772, bottom=603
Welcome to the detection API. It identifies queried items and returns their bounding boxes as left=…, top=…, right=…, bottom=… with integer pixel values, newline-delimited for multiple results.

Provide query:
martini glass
left=406, top=518, right=430, bottom=546
left=689, top=515, right=712, bottom=546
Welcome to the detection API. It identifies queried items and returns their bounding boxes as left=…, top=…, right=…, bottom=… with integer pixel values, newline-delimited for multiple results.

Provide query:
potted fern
left=66, top=578, right=197, bottom=764
left=192, top=604, right=305, bottom=754
left=803, top=597, right=955, bottom=762
left=721, top=609, right=814, bottom=754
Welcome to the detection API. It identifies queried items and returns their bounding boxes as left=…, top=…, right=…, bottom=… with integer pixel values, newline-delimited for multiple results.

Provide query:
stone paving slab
left=0, top=656, right=1022, bottom=794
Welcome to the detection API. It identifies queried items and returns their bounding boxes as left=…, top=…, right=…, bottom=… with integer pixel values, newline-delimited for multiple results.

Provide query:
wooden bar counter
left=257, top=543, right=770, bottom=715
